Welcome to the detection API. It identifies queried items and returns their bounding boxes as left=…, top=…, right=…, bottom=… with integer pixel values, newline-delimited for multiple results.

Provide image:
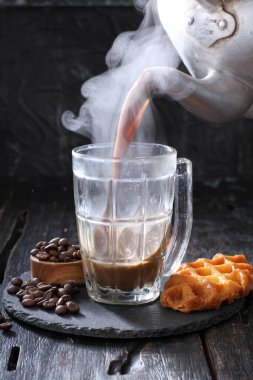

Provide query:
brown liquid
left=84, top=225, right=171, bottom=291
left=113, top=98, right=149, bottom=160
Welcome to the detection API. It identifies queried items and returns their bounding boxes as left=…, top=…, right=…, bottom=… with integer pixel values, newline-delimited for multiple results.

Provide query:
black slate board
left=3, top=271, right=244, bottom=339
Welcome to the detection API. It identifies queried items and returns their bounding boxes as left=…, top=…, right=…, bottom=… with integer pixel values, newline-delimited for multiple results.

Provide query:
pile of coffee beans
left=30, top=237, right=81, bottom=262
left=0, top=312, right=12, bottom=331
left=7, top=277, right=80, bottom=316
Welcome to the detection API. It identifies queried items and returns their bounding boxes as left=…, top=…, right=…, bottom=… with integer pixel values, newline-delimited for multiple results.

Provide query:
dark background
left=0, top=0, right=253, bottom=187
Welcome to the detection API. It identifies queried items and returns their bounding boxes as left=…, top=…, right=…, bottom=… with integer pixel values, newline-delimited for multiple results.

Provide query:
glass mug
left=72, top=143, right=192, bottom=305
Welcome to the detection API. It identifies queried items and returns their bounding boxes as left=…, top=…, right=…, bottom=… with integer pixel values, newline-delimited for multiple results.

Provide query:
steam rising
left=62, top=0, right=180, bottom=144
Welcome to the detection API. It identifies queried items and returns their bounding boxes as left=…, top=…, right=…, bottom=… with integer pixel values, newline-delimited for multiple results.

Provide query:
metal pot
left=156, top=0, right=253, bottom=121
left=117, top=0, right=253, bottom=129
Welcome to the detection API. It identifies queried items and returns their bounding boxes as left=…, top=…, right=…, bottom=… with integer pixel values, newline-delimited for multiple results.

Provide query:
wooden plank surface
left=0, top=181, right=253, bottom=380
left=191, top=183, right=253, bottom=380
left=202, top=294, right=253, bottom=380
left=0, top=182, right=31, bottom=285
left=0, top=329, right=212, bottom=380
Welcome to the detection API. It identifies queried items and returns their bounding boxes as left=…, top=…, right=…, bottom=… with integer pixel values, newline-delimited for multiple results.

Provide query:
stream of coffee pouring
left=113, top=98, right=150, bottom=160
left=100, top=96, right=150, bottom=219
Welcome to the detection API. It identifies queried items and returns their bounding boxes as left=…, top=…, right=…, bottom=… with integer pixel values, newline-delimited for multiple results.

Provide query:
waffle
left=160, top=253, right=253, bottom=313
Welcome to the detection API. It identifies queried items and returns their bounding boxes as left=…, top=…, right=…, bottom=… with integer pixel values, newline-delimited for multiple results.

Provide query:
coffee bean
left=57, top=288, right=67, bottom=297
left=57, top=295, right=71, bottom=305
left=49, top=250, right=59, bottom=257
left=60, top=251, right=73, bottom=260
left=11, top=277, right=23, bottom=287
left=58, top=253, right=65, bottom=262
left=51, top=286, right=59, bottom=295
left=49, top=257, right=59, bottom=263
left=35, top=241, right=45, bottom=249
left=49, top=237, right=61, bottom=244
left=67, top=248, right=76, bottom=256
left=30, top=290, right=44, bottom=298
left=36, top=299, right=46, bottom=307
left=66, top=246, right=76, bottom=254
left=21, top=280, right=33, bottom=289
left=44, top=290, right=54, bottom=300
left=7, top=286, right=19, bottom=294
left=0, top=322, right=12, bottom=331
left=42, top=301, right=55, bottom=310
left=55, top=305, right=68, bottom=315
left=25, top=285, right=36, bottom=291
left=45, top=243, right=58, bottom=253
left=31, top=278, right=41, bottom=286
left=44, top=287, right=53, bottom=298
left=28, top=287, right=36, bottom=294
left=73, top=251, right=81, bottom=260
left=21, top=299, right=36, bottom=307
left=28, top=287, right=39, bottom=294
left=37, top=283, right=52, bottom=291
left=66, top=301, right=79, bottom=314
left=58, top=246, right=65, bottom=253
left=0, top=314, right=5, bottom=323
left=36, top=252, right=50, bottom=261
left=31, top=248, right=39, bottom=257
left=59, top=238, right=69, bottom=246
left=34, top=297, right=44, bottom=304
left=64, top=257, right=72, bottom=262
left=22, top=295, right=35, bottom=301
left=48, top=297, right=58, bottom=306
left=16, top=290, right=27, bottom=298
left=63, top=284, right=72, bottom=294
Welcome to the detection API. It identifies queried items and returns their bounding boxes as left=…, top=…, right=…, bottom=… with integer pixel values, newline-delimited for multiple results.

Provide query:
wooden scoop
left=30, top=256, right=85, bottom=286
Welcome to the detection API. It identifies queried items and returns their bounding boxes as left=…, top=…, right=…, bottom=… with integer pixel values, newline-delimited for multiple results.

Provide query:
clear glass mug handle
left=164, top=158, right=193, bottom=277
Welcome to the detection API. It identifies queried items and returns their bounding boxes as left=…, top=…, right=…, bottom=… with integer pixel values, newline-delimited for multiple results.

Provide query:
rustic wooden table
left=0, top=180, right=253, bottom=380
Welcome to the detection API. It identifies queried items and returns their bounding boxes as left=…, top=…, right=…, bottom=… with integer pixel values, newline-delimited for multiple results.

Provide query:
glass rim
left=72, top=142, right=177, bottom=163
